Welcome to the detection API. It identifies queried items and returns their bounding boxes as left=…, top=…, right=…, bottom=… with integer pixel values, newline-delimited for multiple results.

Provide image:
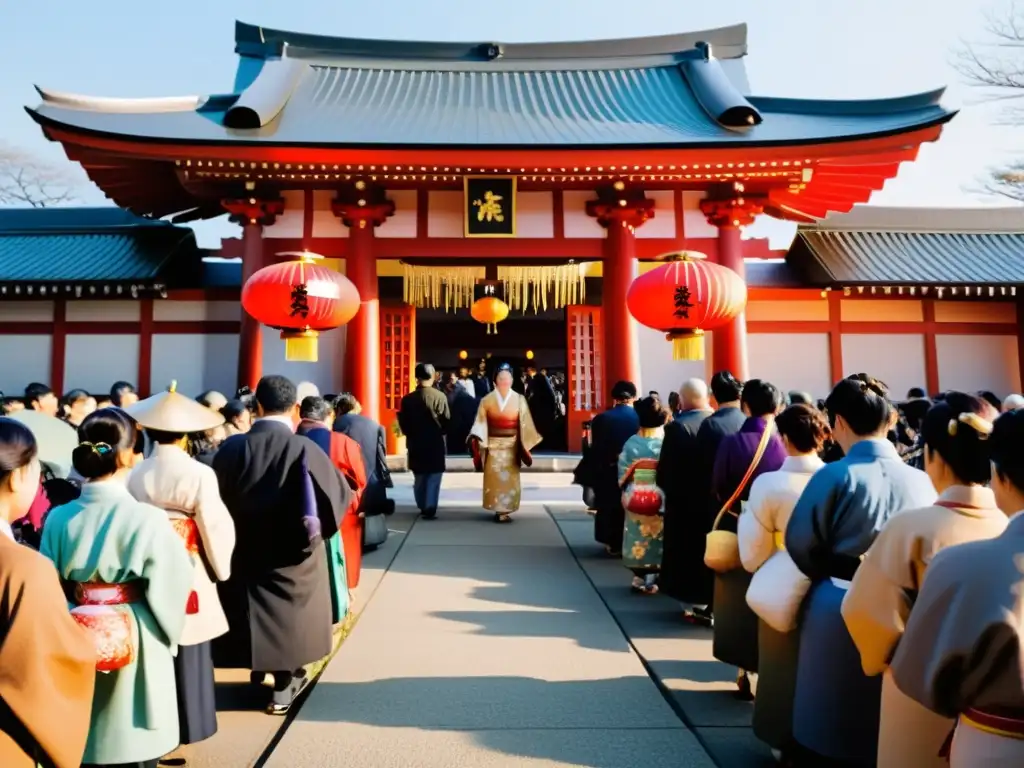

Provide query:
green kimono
left=41, top=481, right=193, bottom=765
left=326, top=532, right=349, bottom=624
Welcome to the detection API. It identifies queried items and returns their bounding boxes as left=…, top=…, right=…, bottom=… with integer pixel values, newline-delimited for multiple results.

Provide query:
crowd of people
left=577, top=372, right=1024, bottom=766
left=0, top=374, right=394, bottom=768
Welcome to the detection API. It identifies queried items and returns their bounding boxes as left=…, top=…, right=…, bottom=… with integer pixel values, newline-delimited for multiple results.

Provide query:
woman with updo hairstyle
left=617, top=395, right=670, bottom=594
left=784, top=374, right=937, bottom=765
left=0, top=418, right=96, bottom=768
left=40, top=408, right=193, bottom=768
left=738, top=404, right=830, bottom=759
left=890, top=408, right=1024, bottom=766
left=842, top=392, right=1007, bottom=768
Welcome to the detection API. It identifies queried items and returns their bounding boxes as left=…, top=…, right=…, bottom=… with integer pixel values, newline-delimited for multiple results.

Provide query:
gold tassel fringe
left=401, top=263, right=589, bottom=312
left=669, top=331, right=705, bottom=361
left=283, top=330, right=319, bottom=362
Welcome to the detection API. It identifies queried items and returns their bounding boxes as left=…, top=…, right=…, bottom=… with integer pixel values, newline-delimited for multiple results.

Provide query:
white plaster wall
left=377, top=190, right=418, bottom=238
left=264, top=190, right=305, bottom=238
left=427, top=191, right=464, bottom=238
left=311, top=190, right=348, bottom=238
left=682, top=191, right=717, bottom=239
left=562, top=190, right=605, bottom=238
left=150, top=334, right=239, bottom=398
left=841, top=334, right=926, bottom=398
left=636, top=190, right=676, bottom=239
left=0, top=336, right=51, bottom=393
left=66, top=301, right=140, bottom=322
left=749, top=333, right=831, bottom=398
left=64, top=335, right=140, bottom=393
left=153, top=300, right=241, bottom=322
left=637, top=324, right=707, bottom=398
left=936, top=335, right=1021, bottom=397
left=0, top=302, right=53, bottom=322
left=261, top=324, right=343, bottom=393
left=517, top=192, right=555, bottom=238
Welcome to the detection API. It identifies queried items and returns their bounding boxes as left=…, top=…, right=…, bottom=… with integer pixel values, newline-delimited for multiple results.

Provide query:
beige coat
left=128, top=443, right=236, bottom=646
left=842, top=485, right=1008, bottom=768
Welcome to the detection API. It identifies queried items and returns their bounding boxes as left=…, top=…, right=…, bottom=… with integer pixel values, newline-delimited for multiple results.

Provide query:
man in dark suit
left=333, top=393, right=392, bottom=516
left=683, top=370, right=746, bottom=623
left=398, top=363, right=451, bottom=520
left=589, top=380, right=640, bottom=555
left=657, top=378, right=714, bottom=602
left=212, top=375, right=350, bottom=714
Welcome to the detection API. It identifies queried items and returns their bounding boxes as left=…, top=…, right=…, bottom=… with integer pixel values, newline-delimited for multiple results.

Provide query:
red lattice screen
left=566, top=305, right=604, bottom=453
left=380, top=303, right=416, bottom=452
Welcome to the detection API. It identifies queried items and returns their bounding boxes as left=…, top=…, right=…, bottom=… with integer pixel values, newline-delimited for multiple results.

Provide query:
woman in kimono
left=125, top=384, right=237, bottom=749
left=41, top=408, right=193, bottom=768
left=618, top=395, right=669, bottom=594
left=784, top=375, right=936, bottom=765
left=737, top=403, right=829, bottom=760
left=469, top=363, right=542, bottom=523
left=709, top=379, right=786, bottom=698
left=890, top=407, right=1024, bottom=766
left=0, top=418, right=96, bottom=768
left=842, top=392, right=1005, bottom=767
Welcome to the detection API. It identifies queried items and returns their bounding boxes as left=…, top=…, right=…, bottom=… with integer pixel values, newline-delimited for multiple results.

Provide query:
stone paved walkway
left=255, top=473, right=770, bottom=768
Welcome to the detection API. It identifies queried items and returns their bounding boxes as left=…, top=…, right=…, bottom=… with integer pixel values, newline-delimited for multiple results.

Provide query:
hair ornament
left=948, top=413, right=994, bottom=439
left=80, top=441, right=112, bottom=455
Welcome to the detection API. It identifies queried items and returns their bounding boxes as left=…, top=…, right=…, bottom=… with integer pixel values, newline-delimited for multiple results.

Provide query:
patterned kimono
left=40, top=481, right=193, bottom=766
left=618, top=430, right=665, bottom=573
left=470, top=389, right=542, bottom=514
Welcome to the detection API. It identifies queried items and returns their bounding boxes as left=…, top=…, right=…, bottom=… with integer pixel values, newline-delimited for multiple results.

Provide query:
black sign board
left=464, top=176, right=516, bottom=238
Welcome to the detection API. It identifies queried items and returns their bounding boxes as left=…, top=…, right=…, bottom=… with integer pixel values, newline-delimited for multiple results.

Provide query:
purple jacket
left=711, top=416, right=787, bottom=518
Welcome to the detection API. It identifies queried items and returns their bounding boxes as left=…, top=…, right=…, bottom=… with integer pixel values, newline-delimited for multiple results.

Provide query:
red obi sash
left=65, top=581, right=143, bottom=672
left=169, top=516, right=200, bottom=614
left=940, top=708, right=1024, bottom=759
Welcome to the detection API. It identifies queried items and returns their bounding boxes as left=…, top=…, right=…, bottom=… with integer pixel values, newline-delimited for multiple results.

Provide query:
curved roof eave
left=233, top=19, right=750, bottom=63
left=24, top=102, right=956, bottom=153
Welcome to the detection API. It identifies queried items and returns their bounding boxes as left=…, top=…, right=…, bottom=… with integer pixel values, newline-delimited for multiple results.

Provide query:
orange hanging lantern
left=626, top=252, right=747, bottom=361
left=241, top=253, right=360, bottom=362
left=471, top=295, right=510, bottom=335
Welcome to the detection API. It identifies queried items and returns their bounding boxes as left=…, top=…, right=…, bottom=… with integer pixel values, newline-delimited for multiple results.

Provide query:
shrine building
left=16, top=19, right=996, bottom=450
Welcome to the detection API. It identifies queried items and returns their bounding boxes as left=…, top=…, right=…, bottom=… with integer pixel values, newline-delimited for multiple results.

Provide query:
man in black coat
left=398, top=363, right=451, bottom=520
left=212, top=375, right=350, bottom=714
left=525, top=366, right=558, bottom=451
left=333, top=393, right=392, bottom=514
left=682, top=370, right=746, bottom=622
left=656, top=378, right=714, bottom=603
left=589, top=380, right=640, bottom=554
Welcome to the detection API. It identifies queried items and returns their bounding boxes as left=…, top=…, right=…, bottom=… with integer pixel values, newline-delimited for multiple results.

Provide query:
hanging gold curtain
left=402, top=265, right=484, bottom=311
left=497, top=263, right=588, bottom=314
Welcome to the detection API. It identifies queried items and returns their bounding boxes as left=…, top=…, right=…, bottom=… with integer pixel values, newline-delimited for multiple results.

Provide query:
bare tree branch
left=955, top=1, right=1024, bottom=201
left=0, top=144, right=78, bottom=208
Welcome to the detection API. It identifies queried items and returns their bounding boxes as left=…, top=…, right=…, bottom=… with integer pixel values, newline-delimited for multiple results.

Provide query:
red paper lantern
left=626, top=252, right=747, bottom=360
left=241, top=254, right=360, bottom=362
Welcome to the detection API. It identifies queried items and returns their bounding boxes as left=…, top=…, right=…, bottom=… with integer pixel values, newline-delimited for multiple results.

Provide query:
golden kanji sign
left=464, top=176, right=516, bottom=238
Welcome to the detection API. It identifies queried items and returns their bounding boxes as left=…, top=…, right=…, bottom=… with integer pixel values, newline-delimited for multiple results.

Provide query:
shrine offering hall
left=12, top=20, right=1019, bottom=452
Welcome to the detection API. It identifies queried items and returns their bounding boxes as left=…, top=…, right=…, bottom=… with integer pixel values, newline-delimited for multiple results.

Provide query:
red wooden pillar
left=700, top=188, right=765, bottom=382
left=586, top=189, right=654, bottom=390
left=332, top=189, right=395, bottom=424
left=223, top=197, right=284, bottom=391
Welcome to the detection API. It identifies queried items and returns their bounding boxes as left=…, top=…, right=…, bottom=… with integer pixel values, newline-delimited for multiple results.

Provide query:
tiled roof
left=788, top=207, right=1024, bottom=285
left=27, top=21, right=954, bottom=149
left=0, top=207, right=201, bottom=283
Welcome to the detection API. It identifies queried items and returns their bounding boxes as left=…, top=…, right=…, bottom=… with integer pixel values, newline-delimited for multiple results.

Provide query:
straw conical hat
left=126, top=381, right=225, bottom=433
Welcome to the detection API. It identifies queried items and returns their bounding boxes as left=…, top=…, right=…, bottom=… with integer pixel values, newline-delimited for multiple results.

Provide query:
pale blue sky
left=0, top=0, right=1011, bottom=247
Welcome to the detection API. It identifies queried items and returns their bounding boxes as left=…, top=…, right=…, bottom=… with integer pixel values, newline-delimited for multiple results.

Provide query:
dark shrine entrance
left=416, top=306, right=570, bottom=453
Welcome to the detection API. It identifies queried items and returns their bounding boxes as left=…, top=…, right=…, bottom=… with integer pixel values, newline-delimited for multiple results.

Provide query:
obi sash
left=168, top=514, right=200, bottom=615
left=65, top=581, right=143, bottom=672
left=487, top=415, right=519, bottom=439
left=941, top=708, right=1024, bottom=759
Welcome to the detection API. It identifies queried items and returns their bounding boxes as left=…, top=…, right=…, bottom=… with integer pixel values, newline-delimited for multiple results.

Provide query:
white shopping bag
left=746, top=549, right=811, bottom=633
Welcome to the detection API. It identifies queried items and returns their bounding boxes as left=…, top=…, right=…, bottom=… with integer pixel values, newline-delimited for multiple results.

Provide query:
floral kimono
left=618, top=429, right=665, bottom=574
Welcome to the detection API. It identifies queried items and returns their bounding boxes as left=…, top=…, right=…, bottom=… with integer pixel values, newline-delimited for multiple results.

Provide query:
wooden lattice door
left=380, top=303, right=416, bottom=454
left=566, top=306, right=604, bottom=453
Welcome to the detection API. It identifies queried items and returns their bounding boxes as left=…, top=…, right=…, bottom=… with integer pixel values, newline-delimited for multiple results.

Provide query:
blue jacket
left=785, top=438, right=936, bottom=581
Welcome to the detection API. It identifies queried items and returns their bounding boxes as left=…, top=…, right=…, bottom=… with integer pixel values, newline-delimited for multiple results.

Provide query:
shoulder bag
left=704, top=419, right=774, bottom=574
